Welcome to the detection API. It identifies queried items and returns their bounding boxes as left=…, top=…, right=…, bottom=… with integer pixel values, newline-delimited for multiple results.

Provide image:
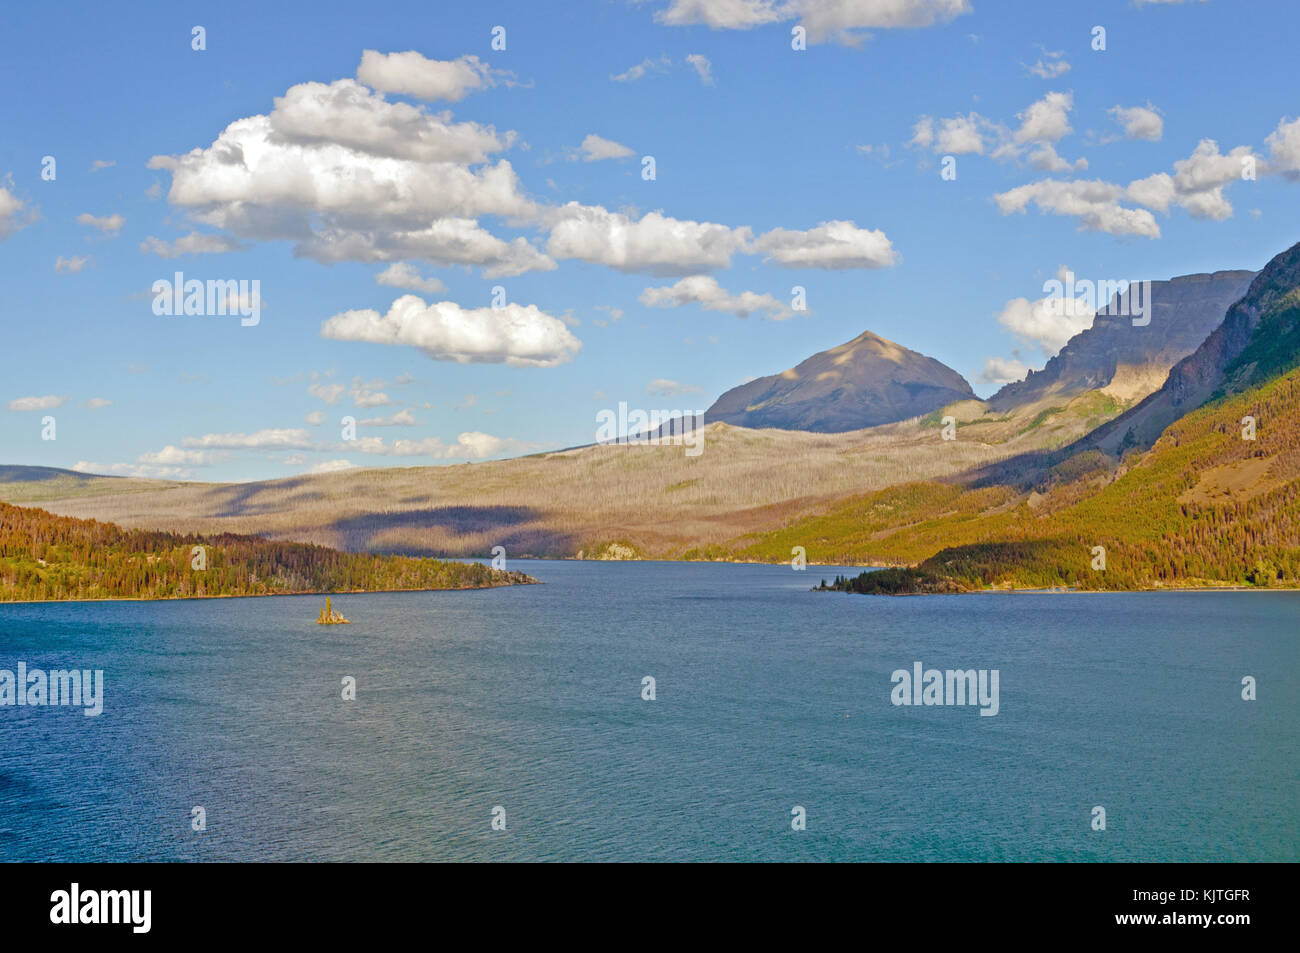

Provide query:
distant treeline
left=0, top=502, right=534, bottom=602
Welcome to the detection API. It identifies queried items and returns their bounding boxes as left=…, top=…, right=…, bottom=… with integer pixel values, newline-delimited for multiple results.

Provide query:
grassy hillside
left=0, top=501, right=534, bottom=602
left=0, top=393, right=1132, bottom=562
left=727, top=366, right=1300, bottom=590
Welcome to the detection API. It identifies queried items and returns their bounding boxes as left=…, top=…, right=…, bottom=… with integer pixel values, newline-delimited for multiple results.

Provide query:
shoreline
left=0, top=578, right=539, bottom=608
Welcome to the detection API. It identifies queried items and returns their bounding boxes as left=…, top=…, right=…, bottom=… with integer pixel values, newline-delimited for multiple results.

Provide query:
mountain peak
left=704, top=330, right=975, bottom=433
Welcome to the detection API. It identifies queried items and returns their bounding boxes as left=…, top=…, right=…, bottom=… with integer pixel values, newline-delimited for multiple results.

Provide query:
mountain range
left=4, top=241, right=1299, bottom=592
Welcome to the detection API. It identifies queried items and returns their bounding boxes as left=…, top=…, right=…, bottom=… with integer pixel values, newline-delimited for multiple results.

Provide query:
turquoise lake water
left=1, top=559, right=1296, bottom=861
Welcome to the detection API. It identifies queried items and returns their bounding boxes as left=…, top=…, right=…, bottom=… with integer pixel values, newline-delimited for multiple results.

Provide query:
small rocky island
left=316, top=597, right=350, bottom=624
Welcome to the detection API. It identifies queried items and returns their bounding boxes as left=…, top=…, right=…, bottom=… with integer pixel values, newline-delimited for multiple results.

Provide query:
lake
left=0, top=559, right=1296, bottom=861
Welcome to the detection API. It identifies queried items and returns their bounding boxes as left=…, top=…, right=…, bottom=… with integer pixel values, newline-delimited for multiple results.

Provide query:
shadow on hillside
left=329, top=505, right=578, bottom=557
left=210, top=478, right=319, bottom=518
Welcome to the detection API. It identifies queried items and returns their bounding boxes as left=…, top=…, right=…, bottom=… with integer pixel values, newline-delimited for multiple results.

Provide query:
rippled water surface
left=1, top=560, right=1296, bottom=861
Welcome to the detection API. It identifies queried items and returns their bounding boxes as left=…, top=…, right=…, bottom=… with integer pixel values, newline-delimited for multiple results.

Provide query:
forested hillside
left=727, top=364, right=1300, bottom=591
left=0, top=502, right=534, bottom=602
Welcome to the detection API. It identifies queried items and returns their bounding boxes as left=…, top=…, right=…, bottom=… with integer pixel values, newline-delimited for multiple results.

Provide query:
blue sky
left=3, top=0, right=1299, bottom=481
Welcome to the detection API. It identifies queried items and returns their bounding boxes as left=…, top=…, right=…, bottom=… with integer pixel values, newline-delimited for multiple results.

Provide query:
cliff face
left=1082, top=244, right=1300, bottom=454
left=989, top=270, right=1256, bottom=411
left=704, top=330, right=976, bottom=433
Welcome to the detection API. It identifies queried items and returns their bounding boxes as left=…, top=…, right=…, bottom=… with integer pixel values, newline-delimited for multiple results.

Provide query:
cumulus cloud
left=546, top=204, right=752, bottom=275
left=1109, top=103, right=1163, bottom=141
left=268, top=79, right=512, bottom=164
left=1127, top=139, right=1259, bottom=221
left=995, top=267, right=1096, bottom=355
left=355, top=51, right=506, bottom=102
left=574, top=133, right=636, bottom=162
left=376, top=262, right=446, bottom=294
left=77, top=212, right=124, bottom=236
left=321, top=294, right=582, bottom=367
left=1265, top=116, right=1300, bottom=180
left=1014, top=91, right=1074, bottom=144
left=995, top=179, right=1161, bottom=238
left=147, top=78, right=550, bottom=276
left=981, top=356, right=1034, bottom=386
left=8, top=395, right=68, bottom=411
left=640, top=275, right=793, bottom=319
left=909, top=113, right=992, bottom=155
left=751, top=219, right=898, bottom=269
left=0, top=184, right=34, bottom=241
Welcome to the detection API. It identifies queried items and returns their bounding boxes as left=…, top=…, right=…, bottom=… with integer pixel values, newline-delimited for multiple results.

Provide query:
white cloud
left=0, top=184, right=34, bottom=242
left=546, top=204, right=752, bottom=275
left=321, top=294, right=582, bottom=367
left=305, top=410, right=327, bottom=425
left=356, top=51, right=505, bottom=102
left=1014, top=91, right=1074, bottom=144
left=147, top=81, right=548, bottom=276
left=575, top=133, right=636, bottom=162
left=1128, top=139, right=1258, bottom=221
left=77, top=212, right=124, bottom=235
left=55, top=255, right=90, bottom=273
left=376, top=262, right=446, bottom=294
left=269, top=79, right=512, bottom=164
left=358, top=409, right=418, bottom=426
left=306, top=459, right=358, bottom=473
left=910, top=113, right=992, bottom=155
left=1028, top=143, right=1087, bottom=173
left=71, top=461, right=195, bottom=480
left=685, top=53, right=715, bottom=85
left=1025, top=50, right=1070, bottom=79
left=140, top=231, right=243, bottom=258
left=655, top=0, right=783, bottom=29
left=610, top=55, right=673, bottom=82
left=183, top=428, right=316, bottom=450
left=981, top=356, right=1033, bottom=385
left=308, top=380, right=347, bottom=405
left=1265, top=116, right=1300, bottom=180
left=89, top=159, right=116, bottom=172
left=1109, top=103, right=1163, bottom=141
left=137, top=446, right=221, bottom=466
left=751, top=219, right=898, bottom=269
left=83, top=398, right=112, bottom=409
left=995, top=268, right=1096, bottom=355
left=640, top=275, right=792, bottom=319
left=8, top=395, right=68, bottom=411
left=653, top=0, right=972, bottom=44
left=995, top=179, right=1161, bottom=238
left=646, top=378, right=704, bottom=397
